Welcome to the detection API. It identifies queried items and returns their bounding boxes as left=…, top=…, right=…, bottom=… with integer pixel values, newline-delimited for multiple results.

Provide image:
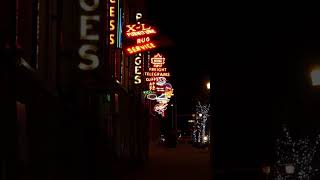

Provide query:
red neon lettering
left=126, top=24, right=136, bottom=32
left=126, top=42, right=157, bottom=55
left=141, top=24, right=151, bottom=30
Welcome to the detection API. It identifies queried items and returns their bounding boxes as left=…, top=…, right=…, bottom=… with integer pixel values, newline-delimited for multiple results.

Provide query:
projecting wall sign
left=78, top=0, right=101, bottom=71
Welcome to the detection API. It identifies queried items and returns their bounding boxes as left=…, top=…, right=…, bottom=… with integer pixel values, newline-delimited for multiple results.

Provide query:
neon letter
left=78, top=44, right=99, bottom=70
left=80, top=0, right=99, bottom=11
left=80, top=16, right=100, bottom=40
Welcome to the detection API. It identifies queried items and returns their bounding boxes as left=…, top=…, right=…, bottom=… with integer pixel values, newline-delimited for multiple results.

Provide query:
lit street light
left=206, top=82, right=210, bottom=90
left=311, top=68, right=320, bottom=86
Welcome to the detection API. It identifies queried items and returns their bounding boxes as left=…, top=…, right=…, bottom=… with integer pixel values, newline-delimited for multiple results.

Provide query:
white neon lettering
left=136, top=13, right=142, bottom=21
left=134, top=76, right=142, bottom=84
left=134, top=55, right=142, bottom=84
left=78, top=45, right=99, bottom=70
left=80, top=0, right=99, bottom=12
left=80, top=16, right=100, bottom=40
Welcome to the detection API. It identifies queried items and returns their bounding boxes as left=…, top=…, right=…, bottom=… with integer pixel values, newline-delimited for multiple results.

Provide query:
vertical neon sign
left=78, top=0, right=101, bottom=71
left=109, top=0, right=116, bottom=46
left=134, top=13, right=143, bottom=84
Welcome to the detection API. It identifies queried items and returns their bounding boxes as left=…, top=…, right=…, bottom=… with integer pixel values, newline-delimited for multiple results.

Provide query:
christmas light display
left=271, top=125, right=320, bottom=180
left=192, top=102, right=210, bottom=144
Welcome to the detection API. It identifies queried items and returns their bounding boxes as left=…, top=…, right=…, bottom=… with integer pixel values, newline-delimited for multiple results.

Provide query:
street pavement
left=119, top=143, right=212, bottom=180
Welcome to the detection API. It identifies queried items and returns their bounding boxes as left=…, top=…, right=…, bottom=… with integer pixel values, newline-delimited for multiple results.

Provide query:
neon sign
left=144, top=53, right=170, bottom=91
left=151, top=53, right=165, bottom=66
left=125, top=24, right=157, bottom=38
left=124, top=14, right=158, bottom=56
left=143, top=90, right=155, bottom=95
left=137, top=37, right=151, bottom=44
left=144, top=72, right=170, bottom=77
left=126, top=42, right=156, bottom=55
left=109, top=0, right=117, bottom=45
left=146, top=77, right=166, bottom=82
left=78, top=0, right=101, bottom=71
left=134, top=54, right=142, bottom=84
left=154, top=103, right=168, bottom=117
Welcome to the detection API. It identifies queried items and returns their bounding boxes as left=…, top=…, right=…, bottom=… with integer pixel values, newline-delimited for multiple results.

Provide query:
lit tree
left=192, top=101, right=210, bottom=144
left=271, top=125, right=320, bottom=180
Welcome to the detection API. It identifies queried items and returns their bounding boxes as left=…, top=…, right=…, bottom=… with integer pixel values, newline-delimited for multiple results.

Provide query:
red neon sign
left=125, top=24, right=157, bottom=38
left=126, top=42, right=156, bottom=55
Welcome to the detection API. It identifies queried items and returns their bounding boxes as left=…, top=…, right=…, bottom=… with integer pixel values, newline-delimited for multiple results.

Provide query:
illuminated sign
left=148, top=67, right=167, bottom=72
left=137, top=37, right=151, bottom=44
left=154, top=102, right=168, bottom=117
left=156, top=77, right=167, bottom=85
left=78, top=0, right=101, bottom=71
left=125, top=24, right=157, bottom=38
left=146, top=77, right=166, bottom=82
left=124, top=14, right=158, bottom=56
left=143, top=90, right=155, bottom=95
left=109, top=0, right=117, bottom=45
left=134, top=53, right=142, bottom=84
left=144, top=53, right=170, bottom=91
left=144, top=72, right=170, bottom=77
left=144, top=54, right=174, bottom=117
left=146, top=92, right=171, bottom=103
left=151, top=53, right=165, bottom=66
left=126, top=42, right=156, bottom=55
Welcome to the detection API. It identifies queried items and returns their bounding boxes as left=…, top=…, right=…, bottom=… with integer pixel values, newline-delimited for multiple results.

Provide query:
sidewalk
left=119, top=143, right=212, bottom=180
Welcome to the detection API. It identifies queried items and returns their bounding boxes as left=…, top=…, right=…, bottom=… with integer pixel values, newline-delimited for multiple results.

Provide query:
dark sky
left=146, top=1, right=211, bottom=114
left=144, top=2, right=320, bottom=166
left=146, top=2, right=320, bottom=116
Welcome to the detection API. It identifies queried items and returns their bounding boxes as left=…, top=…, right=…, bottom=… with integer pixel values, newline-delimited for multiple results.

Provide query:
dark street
left=118, top=144, right=211, bottom=180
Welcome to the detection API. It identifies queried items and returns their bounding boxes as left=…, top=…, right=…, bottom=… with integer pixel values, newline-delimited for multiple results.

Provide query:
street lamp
left=311, top=68, right=320, bottom=86
left=285, top=164, right=295, bottom=174
left=206, top=82, right=210, bottom=90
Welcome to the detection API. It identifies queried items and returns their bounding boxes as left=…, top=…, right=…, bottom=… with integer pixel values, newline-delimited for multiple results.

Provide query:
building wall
left=1, top=0, right=154, bottom=179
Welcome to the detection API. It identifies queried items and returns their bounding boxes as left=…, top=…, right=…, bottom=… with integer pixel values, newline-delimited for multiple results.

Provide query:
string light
left=192, top=102, right=210, bottom=144
left=271, top=125, right=320, bottom=179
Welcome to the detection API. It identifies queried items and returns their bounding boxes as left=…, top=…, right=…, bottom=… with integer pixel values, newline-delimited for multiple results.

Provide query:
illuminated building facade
left=0, top=0, right=158, bottom=179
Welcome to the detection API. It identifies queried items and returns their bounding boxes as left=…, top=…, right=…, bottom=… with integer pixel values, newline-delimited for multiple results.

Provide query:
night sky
left=146, top=1, right=211, bottom=114
left=146, top=2, right=320, bottom=165
left=146, top=2, right=320, bottom=117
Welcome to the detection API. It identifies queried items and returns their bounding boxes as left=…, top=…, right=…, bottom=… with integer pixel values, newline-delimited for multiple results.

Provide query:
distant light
left=199, top=113, right=203, bottom=117
left=188, top=120, right=195, bottom=123
left=311, top=68, right=320, bottom=86
left=285, top=164, right=295, bottom=174
left=206, top=82, right=210, bottom=90
left=203, top=136, right=208, bottom=142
